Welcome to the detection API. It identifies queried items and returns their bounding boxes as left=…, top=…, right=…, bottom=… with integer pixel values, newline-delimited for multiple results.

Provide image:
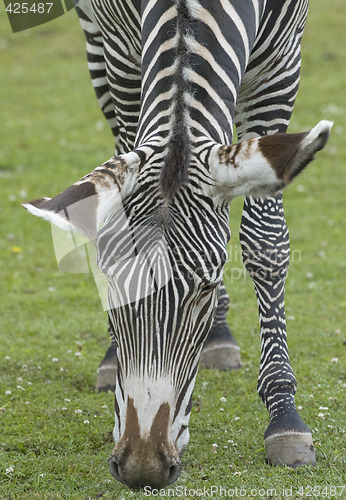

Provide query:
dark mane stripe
left=160, top=0, right=191, bottom=201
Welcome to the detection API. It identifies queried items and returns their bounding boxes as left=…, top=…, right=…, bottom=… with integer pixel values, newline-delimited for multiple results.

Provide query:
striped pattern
left=235, top=0, right=309, bottom=428
left=236, top=0, right=309, bottom=138
left=98, top=184, right=230, bottom=447
left=76, top=0, right=141, bottom=153
left=74, top=0, right=312, bottom=458
left=240, top=196, right=295, bottom=404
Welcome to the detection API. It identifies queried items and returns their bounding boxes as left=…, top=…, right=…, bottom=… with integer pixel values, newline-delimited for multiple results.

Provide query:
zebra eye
left=200, top=280, right=219, bottom=293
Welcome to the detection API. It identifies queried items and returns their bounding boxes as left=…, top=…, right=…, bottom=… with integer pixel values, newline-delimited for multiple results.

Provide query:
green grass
left=0, top=1, right=345, bottom=498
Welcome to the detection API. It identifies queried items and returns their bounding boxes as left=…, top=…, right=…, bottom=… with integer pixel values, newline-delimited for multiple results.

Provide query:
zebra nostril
left=108, top=456, right=121, bottom=481
left=167, top=462, right=181, bottom=485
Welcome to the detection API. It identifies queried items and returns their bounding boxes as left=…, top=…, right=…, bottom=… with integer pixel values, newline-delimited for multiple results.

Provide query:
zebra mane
left=160, top=0, right=191, bottom=202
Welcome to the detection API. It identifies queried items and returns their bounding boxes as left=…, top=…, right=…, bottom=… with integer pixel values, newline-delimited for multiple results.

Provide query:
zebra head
left=24, top=120, right=331, bottom=488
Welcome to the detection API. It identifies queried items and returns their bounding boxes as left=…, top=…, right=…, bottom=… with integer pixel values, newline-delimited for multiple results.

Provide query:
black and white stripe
left=71, top=0, right=317, bottom=473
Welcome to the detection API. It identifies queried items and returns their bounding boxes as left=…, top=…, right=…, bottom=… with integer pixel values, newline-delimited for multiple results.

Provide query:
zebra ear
left=23, top=152, right=141, bottom=240
left=210, top=120, right=333, bottom=201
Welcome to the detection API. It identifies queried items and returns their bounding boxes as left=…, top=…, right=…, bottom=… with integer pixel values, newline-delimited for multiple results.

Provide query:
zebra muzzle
left=108, top=452, right=181, bottom=489
left=108, top=398, right=181, bottom=488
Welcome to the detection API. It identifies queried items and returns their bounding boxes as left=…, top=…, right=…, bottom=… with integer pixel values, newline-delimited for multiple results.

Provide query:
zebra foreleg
left=200, top=283, right=241, bottom=370
left=240, top=195, right=316, bottom=467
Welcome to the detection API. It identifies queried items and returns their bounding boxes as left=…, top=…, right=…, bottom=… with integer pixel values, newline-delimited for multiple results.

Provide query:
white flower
left=62, top=407, right=67, bottom=411
left=75, top=352, right=81, bottom=357
left=64, top=399, right=71, bottom=403
left=220, top=396, right=227, bottom=403
left=234, top=416, right=240, bottom=421
left=75, top=409, right=82, bottom=414
left=52, top=358, right=59, bottom=363
left=318, top=413, right=325, bottom=418
left=5, top=356, right=10, bottom=360
left=83, top=420, right=90, bottom=424
left=297, top=405, right=303, bottom=410
left=16, top=377, right=22, bottom=382
left=331, top=358, right=338, bottom=363
left=17, top=385, right=25, bottom=391
left=5, top=390, right=11, bottom=396
left=319, top=406, right=329, bottom=410
left=212, top=443, right=218, bottom=448
left=6, top=467, right=14, bottom=474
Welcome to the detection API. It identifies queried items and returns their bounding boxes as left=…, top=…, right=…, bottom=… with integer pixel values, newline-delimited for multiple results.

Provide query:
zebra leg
left=239, top=195, right=315, bottom=467
left=234, top=0, right=315, bottom=465
left=200, top=283, right=241, bottom=370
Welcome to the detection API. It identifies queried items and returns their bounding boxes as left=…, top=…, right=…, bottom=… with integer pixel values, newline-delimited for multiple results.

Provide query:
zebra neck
left=139, top=0, right=192, bottom=201
left=160, top=0, right=191, bottom=202
left=138, top=0, right=262, bottom=201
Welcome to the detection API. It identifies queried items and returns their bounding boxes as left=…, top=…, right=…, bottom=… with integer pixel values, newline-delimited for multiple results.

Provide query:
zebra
left=24, top=0, right=332, bottom=489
